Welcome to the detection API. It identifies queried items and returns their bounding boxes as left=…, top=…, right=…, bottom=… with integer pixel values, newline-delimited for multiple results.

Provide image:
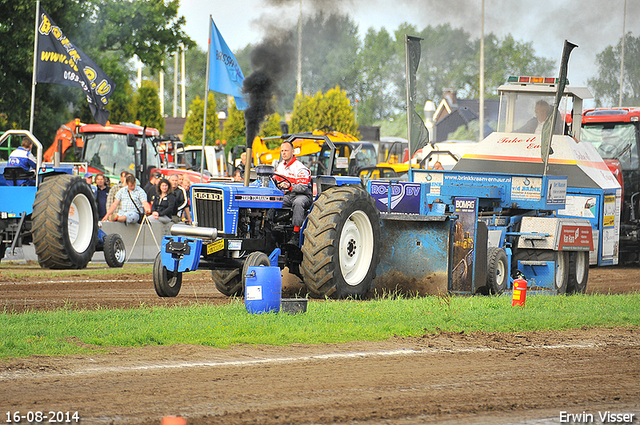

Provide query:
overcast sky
left=178, top=0, right=638, bottom=102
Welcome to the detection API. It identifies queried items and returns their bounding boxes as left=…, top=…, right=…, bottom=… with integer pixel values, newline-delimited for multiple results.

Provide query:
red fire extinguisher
left=512, top=277, right=528, bottom=307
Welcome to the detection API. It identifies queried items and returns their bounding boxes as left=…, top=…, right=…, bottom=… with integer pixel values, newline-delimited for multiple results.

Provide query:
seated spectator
left=102, top=174, right=150, bottom=224
left=106, top=171, right=130, bottom=216
left=169, top=174, right=190, bottom=223
left=149, top=178, right=175, bottom=224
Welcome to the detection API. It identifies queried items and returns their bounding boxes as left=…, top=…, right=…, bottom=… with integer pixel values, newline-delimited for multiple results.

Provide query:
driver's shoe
left=288, top=231, right=300, bottom=246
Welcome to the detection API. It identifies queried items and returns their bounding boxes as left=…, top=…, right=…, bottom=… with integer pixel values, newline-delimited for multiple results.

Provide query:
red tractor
left=581, top=107, right=640, bottom=262
left=45, top=120, right=208, bottom=187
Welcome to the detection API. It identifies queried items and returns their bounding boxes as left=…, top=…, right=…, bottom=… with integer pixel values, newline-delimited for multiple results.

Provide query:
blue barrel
left=245, top=266, right=282, bottom=314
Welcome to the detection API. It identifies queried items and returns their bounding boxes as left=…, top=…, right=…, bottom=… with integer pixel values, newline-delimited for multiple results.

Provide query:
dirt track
left=0, top=265, right=639, bottom=424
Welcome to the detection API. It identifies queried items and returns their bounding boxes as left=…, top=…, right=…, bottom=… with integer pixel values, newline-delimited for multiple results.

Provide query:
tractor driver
left=7, top=137, right=37, bottom=186
left=517, top=99, right=564, bottom=135
left=274, top=140, right=312, bottom=245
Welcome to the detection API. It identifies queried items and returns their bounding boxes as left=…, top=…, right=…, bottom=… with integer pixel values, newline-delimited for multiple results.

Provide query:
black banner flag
left=406, top=35, right=429, bottom=159
left=541, top=40, right=577, bottom=174
left=36, top=7, right=115, bottom=126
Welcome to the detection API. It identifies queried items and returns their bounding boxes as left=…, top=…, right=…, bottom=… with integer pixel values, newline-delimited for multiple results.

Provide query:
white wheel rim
left=555, top=252, right=566, bottom=289
left=68, top=194, right=93, bottom=253
left=495, top=258, right=506, bottom=286
left=114, top=239, right=126, bottom=263
left=339, top=210, right=374, bottom=286
left=575, top=251, right=587, bottom=284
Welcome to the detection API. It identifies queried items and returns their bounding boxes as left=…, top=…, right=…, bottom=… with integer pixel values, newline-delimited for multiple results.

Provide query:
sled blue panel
left=374, top=213, right=451, bottom=295
left=0, top=186, right=37, bottom=216
left=517, top=260, right=555, bottom=289
left=161, top=236, right=202, bottom=273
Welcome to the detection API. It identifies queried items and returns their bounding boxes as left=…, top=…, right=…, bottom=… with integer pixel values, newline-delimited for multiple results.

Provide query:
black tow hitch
left=166, top=239, right=191, bottom=258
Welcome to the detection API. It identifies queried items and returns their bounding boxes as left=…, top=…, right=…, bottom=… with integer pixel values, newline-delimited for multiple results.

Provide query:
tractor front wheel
left=153, top=252, right=183, bottom=297
left=103, top=233, right=126, bottom=268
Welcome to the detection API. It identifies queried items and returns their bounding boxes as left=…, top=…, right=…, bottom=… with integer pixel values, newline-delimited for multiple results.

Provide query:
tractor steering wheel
left=272, top=173, right=293, bottom=191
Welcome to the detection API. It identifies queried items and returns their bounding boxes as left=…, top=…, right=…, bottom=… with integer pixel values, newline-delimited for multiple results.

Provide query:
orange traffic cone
left=512, top=277, right=528, bottom=306
left=161, top=417, right=187, bottom=425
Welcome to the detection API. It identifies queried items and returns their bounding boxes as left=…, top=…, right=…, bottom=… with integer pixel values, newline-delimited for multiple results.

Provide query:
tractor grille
left=192, top=187, right=224, bottom=232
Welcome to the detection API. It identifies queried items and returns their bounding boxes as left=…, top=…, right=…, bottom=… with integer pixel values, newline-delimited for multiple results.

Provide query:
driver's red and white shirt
left=275, top=156, right=312, bottom=195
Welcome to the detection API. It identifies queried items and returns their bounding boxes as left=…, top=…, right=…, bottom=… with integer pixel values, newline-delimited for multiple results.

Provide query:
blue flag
left=208, top=19, right=247, bottom=111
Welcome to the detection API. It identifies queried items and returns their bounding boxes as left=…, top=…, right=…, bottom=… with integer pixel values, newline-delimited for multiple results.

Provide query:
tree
left=260, top=112, right=284, bottom=148
left=588, top=33, right=640, bottom=107
left=0, top=0, right=192, bottom=146
left=222, top=98, right=246, bottom=153
left=290, top=87, right=359, bottom=136
left=132, top=80, right=165, bottom=133
left=290, top=93, right=319, bottom=133
left=182, top=92, right=220, bottom=145
left=317, top=87, right=359, bottom=137
left=354, top=27, right=399, bottom=125
left=473, top=34, right=554, bottom=98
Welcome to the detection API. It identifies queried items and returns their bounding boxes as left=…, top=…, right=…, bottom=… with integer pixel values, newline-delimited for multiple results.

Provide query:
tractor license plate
left=207, top=239, right=225, bottom=255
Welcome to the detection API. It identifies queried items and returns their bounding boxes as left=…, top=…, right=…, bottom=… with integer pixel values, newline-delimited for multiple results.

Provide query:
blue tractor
left=153, top=134, right=382, bottom=299
left=0, top=130, right=124, bottom=268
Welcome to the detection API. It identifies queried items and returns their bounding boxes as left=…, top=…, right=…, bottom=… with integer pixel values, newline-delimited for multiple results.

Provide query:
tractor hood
left=453, top=132, right=620, bottom=191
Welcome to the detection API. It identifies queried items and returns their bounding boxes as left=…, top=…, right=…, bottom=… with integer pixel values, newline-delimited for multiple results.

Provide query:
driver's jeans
left=283, top=192, right=312, bottom=228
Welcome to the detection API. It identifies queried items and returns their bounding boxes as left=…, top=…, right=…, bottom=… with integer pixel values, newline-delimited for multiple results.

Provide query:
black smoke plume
left=243, top=37, right=295, bottom=144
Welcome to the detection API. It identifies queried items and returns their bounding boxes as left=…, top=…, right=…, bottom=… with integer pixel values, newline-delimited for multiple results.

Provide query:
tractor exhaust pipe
left=244, top=146, right=252, bottom=187
left=170, top=223, right=218, bottom=240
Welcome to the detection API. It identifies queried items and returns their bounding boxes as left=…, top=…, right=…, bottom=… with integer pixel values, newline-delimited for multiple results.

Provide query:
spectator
left=84, top=172, right=97, bottom=197
left=102, top=174, right=150, bottom=224
left=106, top=171, right=130, bottom=216
left=180, top=174, right=192, bottom=224
left=233, top=152, right=246, bottom=181
left=149, top=178, right=175, bottom=224
left=95, top=173, right=109, bottom=219
left=274, top=139, right=312, bottom=245
left=7, top=137, right=37, bottom=186
left=168, top=174, right=190, bottom=223
left=144, top=170, right=162, bottom=203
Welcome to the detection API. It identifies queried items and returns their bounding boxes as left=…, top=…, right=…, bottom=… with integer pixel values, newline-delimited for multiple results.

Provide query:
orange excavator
left=43, top=119, right=84, bottom=162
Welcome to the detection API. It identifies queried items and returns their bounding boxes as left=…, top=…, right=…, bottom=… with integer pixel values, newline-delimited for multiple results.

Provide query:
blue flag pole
left=200, top=16, right=213, bottom=182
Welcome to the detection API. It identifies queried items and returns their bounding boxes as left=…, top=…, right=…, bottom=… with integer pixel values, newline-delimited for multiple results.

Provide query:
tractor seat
left=3, top=166, right=36, bottom=186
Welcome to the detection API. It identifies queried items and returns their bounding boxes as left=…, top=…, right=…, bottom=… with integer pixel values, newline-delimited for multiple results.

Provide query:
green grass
left=0, top=262, right=153, bottom=280
left=1, top=293, right=639, bottom=360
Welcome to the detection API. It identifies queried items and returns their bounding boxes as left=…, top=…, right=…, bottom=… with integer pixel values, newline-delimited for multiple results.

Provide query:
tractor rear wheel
left=153, top=251, right=182, bottom=297
left=32, top=174, right=98, bottom=269
left=211, top=269, right=242, bottom=297
left=103, top=233, right=126, bottom=268
left=567, top=251, right=589, bottom=294
left=301, top=186, right=380, bottom=299
left=486, top=247, right=508, bottom=294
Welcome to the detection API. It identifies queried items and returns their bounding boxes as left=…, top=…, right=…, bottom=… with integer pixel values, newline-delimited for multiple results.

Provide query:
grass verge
left=0, top=262, right=153, bottom=280
left=1, top=293, right=639, bottom=360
